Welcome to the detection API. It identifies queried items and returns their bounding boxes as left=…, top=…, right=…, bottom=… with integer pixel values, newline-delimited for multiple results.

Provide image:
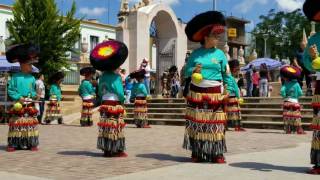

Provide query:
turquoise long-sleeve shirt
left=185, top=47, right=229, bottom=83
left=49, top=84, right=62, bottom=101
left=303, top=32, right=320, bottom=72
left=280, top=80, right=302, bottom=100
left=7, top=72, right=37, bottom=101
left=131, top=82, right=148, bottom=99
left=78, top=80, right=96, bottom=97
left=225, top=74, right=240, bottom=98
left=98, top=71, right=125, bottom=103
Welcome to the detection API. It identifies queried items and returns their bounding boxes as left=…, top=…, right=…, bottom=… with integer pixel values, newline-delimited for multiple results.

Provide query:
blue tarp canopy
left=0, top=56, right=39, bottom=73
left=240, top=58, right=282, bottom=72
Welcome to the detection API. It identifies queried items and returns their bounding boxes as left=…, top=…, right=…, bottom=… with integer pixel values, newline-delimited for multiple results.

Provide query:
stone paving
left=0, top=124, right=313, bottom=180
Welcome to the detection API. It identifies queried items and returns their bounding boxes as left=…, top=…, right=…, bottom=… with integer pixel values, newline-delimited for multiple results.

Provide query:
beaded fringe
left=8, top=116, right=39, bottom=149
left=134, top=99, right=148, bottom=128
left=283, top=101, right=302, bottom=133
left=80, top=101, right=94, bottom=126
left=97, top=104, right=126, bottom=153
left=183, top=88, right=227, bottom=161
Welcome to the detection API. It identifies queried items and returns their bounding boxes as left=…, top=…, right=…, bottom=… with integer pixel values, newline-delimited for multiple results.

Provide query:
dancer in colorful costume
left=303, top=0, right=320, bottom=174
left=90, top=40, right=128, bottom=157
left=226, top=60, right=245, bottom=131
left=280, top=65, right=305, bottom=134
left=44, top=72, right=64, bottom=124
left=130, top=69, right=150, bottom=128
left=6, top=43, right=39, bottom=151
left=183, top=11, right=231, bottom=163
left=78, top=67, right=96, bottom=126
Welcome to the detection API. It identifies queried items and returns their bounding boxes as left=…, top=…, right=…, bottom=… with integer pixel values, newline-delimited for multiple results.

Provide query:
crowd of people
left=1, top=0, right=319, bottom=175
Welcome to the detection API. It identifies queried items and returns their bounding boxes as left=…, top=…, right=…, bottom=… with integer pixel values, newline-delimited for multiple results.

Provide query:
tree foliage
left=7, top=0, right=81, bottom=78
left=252, top=9, right=320, bottom=59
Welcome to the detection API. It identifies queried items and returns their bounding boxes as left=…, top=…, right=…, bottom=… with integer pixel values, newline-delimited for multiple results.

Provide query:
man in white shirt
left=35, top=74, right=45, bottom=123
left=139, top=58, right=151, bottom=95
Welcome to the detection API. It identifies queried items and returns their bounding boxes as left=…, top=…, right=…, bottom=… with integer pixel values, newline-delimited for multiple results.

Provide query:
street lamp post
left=262, top=33, right=269, bottom=57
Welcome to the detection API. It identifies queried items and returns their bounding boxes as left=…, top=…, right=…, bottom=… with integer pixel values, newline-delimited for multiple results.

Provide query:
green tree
left=252, top=9, right=320, bottom=59
left=7, top=0, right=81, bottom=78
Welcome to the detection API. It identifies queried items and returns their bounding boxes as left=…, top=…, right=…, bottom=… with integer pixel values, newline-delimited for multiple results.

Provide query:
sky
left=0, top=0, right=305, bottom=32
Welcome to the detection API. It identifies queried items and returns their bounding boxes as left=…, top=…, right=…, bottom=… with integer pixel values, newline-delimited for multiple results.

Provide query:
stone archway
left=116, top=3, right=187, bottom=94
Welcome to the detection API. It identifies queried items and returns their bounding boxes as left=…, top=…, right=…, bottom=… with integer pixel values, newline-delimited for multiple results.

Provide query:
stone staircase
left=124, top=97, right=313, bottom=130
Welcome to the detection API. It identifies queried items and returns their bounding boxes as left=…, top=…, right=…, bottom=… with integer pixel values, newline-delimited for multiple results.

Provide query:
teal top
left=280, top=80, right=302, bottom=100
left=303, top=32, right=320, bottom=71
left=225, top=74, right=240, bottom=98
left=98, top=71, right=125, bottom=103
left=7, top=72, right=37, bottom=101
left=49, top=84, right=62, bottom=101
left=131, top=82, right=148, bottom=99
left=78, top=80, right=96, bottom=97
left=185, top=47, right=228, bottom=82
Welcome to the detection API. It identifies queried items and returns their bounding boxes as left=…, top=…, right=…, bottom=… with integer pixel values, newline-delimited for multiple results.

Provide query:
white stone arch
left=117, top=3, right=187, bottom=77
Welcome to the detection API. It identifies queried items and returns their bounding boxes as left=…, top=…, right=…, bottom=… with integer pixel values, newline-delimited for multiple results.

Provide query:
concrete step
left=124, top=118, right=312, bottom=130
left=124, top=118, right=185, bottom=126
left=243, top=97, right=312, bottom=103
left=125, top=103, right=186, bottom=108
left=241, top=108, right=313, bottom=116
left=125, top=108, right=185, bottom=113
left=126, top=112, right=184, bottom=119
left=242, top=121, right=311, bottom=130
left=147, top=98, right=186, bottom=103
left=241, top=103, right=312, bottom=109
left=241, top=114, right=312, bottom=123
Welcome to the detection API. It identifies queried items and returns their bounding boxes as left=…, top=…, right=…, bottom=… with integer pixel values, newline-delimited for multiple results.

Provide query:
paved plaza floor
left=0, top=124, right=316, bottom=180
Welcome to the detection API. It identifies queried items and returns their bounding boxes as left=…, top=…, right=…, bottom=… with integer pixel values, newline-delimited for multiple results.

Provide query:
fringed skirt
left=283, top=101, right=302, bottom=133
left=226, top=97, right=241, bottom=128
left=45, top=100, right=62, bottom=124
left=134, top=97, right=148, bottom=128
left=183, top=84, right=227, bottom=162
left=7, top=104, right=39, bottom=149
left=80, top=99, right=95, bottom=126
left=97, top=100, right=126, bottom=154
left=311, top=80, right=320, bottom=166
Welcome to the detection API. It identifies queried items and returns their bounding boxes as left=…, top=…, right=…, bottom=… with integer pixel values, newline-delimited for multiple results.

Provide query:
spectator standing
left=245, top=65, right=253, bottom=97
left=35, top=74, right=45, bottom=123
left=139, top=58, right=151, bottom=95
left=259, top=63, right=269, bottom=97
left=252, top=69, right=260, bottom=97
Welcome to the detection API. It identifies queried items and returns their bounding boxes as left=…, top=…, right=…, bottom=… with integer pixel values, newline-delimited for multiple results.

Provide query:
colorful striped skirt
left=134, top=97, right=148, bottom=128
left=311, top=80, right=320, bottom=167
left=44, top=100, right=62, bottom=124
left=80, top=99, right=95, bottom=126
left=226, top=97, right=242, bottom=128
left=282, top=101, right=302, bottom=133
left=97, top=100, right=126, bottom=154
left=183, top=84, right=227, bottom=162
left=7, top=104, right=39, bottom=149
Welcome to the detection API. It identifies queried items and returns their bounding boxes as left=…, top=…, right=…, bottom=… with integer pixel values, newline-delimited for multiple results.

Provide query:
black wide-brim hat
left=6, top=43, right=39, bottom=63
left=130, top=69, right=146, bottom=80
left=80, top=67, right=96, bottom=76
left=90, top=40, right=128, bottom=71
left=185, top=11, right=226, bottom=42
left=228, top=59, right=240, bottom=69
left=49, top=71, right=65, bottom=84
left=280, top=65, right=301, bottom=79
left=303, top=0, right=320, bottom=22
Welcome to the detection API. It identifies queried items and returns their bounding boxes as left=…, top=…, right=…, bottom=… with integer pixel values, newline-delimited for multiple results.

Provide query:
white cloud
left=79, top=7, right=107, bottom=16
left=275, top=0, right=303, bottom=12
left=233, top=0, right=268, bottom=14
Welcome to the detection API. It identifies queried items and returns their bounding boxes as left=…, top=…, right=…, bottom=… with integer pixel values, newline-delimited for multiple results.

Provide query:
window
left=5, top=21, right=10, bottom=39
left=90, top=36, right=99, bottom=51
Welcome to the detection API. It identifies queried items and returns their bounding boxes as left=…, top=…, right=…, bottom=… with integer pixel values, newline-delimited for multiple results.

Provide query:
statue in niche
left=238, top=46, right=245, bottom=65
left=223, top=43, right=230, bottom=61
left=118, top=0, right=130, bottom=22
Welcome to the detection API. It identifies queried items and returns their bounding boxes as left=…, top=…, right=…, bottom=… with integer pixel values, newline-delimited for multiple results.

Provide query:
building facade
left=0, top=4, right=117, bottom=85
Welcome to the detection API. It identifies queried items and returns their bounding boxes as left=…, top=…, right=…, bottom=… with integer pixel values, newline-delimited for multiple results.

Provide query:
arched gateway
left=116, top=1, right=187, bottom=94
